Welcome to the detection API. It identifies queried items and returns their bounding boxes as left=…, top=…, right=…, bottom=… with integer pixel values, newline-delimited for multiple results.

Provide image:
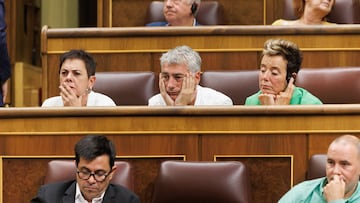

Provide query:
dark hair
left=262, top=39, right=302, bottom=82
left=75, top=135, right=116, bottom=168
left=59, top=49, right=96, bottom=78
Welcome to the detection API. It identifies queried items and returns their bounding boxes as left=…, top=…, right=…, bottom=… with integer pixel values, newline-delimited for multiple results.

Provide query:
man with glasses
left=31, top=135, right=140, bottom=203
left=148, top=45, right=233, bottom=106
left=146, top=0, right=201, bottom=26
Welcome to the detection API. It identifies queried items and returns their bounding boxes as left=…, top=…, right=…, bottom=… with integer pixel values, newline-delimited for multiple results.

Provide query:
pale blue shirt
left=167, top=19, right=197, bottom=26
left=279, top=177, right=360, bottom=203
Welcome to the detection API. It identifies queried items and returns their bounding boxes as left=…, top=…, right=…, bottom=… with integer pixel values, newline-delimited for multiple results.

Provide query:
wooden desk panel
left=41, top=25, right=360, bottom=100
left=2, top=106, right=360, bottom=202
left=202, top=134, right=306, bottom=202
left=13, top=62, right=42, bottom=107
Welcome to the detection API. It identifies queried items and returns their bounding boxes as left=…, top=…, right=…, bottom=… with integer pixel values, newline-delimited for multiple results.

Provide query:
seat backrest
left=283, top=0, right=297, bottom=20
left=200, top=70, right=259, bottom=105
left=307, top=154, right=327, bottom=180
left=283, top=0, right=360, bottom=24
left=152, top=161, right=251, bottom=203
left=93, top=71, right=157, bottom=105
left=296, top=67, right=360, bottom=104
left=146, top=1, right=224, bottom=25
left=44, top=160, right=134, bottom=190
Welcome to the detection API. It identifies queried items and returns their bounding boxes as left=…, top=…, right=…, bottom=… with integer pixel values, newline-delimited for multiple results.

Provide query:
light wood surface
left=13, top=62, right=42, bottom=107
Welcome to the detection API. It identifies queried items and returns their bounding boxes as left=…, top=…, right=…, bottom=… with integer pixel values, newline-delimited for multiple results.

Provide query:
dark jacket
left=0, top=0, right=11, bottom=105
left=146, top=20, right=200, bottom=26
left=30, top=180, right=140, bottom=203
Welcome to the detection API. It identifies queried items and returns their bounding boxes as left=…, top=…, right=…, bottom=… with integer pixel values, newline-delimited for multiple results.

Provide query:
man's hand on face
left=174, top=73, right=196, bottom=105
left=159, top=73, right=176, bottom=106
left=323, top=174, right=346, bottom=202
left=159, top=72, right=197, bottom=106
left=259, top=77, right=295, bottom=105
left=59, top=82, right=83, bottom=106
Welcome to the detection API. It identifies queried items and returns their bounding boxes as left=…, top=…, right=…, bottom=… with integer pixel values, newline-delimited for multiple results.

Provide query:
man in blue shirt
left=0, top=0, right=10, bottom=106
left=279, top=135, right=360, bottom=203
left=147, top=0, right=201, bottom=26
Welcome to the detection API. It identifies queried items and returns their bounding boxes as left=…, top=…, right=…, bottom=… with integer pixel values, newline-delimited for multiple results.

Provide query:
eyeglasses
left=77, top=169, right=111, bottom=182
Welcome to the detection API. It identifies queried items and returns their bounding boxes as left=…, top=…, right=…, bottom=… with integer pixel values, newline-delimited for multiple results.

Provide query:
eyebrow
left=173, top=73, right=185, bottom=76
left=79, top=166, right=107, bottom=172
left=339, top=160, right=351, bottom=164
left=161, top=72, right=185, bottom=76
left=61, top=68, right=79, bottom=71
left=327, top=158, right=351, bottom=164
left=260, top=65, right=281, bottom=71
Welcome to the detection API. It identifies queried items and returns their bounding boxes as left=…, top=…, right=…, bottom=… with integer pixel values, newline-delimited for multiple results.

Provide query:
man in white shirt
left=148, top=45, right=233, bottom=106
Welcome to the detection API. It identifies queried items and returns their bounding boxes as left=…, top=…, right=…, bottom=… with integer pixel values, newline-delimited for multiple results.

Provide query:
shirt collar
left=75, top=182, right=105, bottom=203
left=166, top=19, right=197, bottom=26
left=192, top=19, right=197, bottom=26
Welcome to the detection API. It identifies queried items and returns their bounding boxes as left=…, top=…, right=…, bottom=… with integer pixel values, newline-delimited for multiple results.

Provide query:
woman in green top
left=245, top=39, right=322, bottom=105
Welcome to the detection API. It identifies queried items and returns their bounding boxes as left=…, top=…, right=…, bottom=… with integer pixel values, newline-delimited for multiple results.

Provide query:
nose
left=87, top=174, right=97, bottom=184
left=260, top=70, right=270, bottom=81
left=332, top=164, right=341, bottom=175
left=165, top=0, right=172, bottom=6
left=166, top=76, right=177, bottom=90
left=64, top=72, right=73, bottom=82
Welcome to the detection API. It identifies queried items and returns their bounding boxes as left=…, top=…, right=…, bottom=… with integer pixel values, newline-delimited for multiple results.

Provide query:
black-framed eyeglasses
left=76, top=169, right=111, bottom=182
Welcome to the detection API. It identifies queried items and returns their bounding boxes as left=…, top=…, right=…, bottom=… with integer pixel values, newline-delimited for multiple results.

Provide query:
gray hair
left=186, top=0, right=201, bottom=5
left=160, top=45, right=202, bottom=73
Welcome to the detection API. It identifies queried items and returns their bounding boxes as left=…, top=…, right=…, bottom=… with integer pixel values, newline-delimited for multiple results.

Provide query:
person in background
left=0, top=0, right=11, bottom=106
left=42, top=49, right=116, bottom=107
left=245, top=39, right=322, bottom=105
left=146, top=0, right=201, bottom=26
left=31, top=134, right=140, bottom=203
left=148, top=45, right=233, bottom=106
left=272, top=0, right=336, bottom=25
left=279, top=134, right=360, bottom=202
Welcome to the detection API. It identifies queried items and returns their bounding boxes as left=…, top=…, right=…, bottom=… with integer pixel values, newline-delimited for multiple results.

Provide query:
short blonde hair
left=262, top=39, right=302, bottom=79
